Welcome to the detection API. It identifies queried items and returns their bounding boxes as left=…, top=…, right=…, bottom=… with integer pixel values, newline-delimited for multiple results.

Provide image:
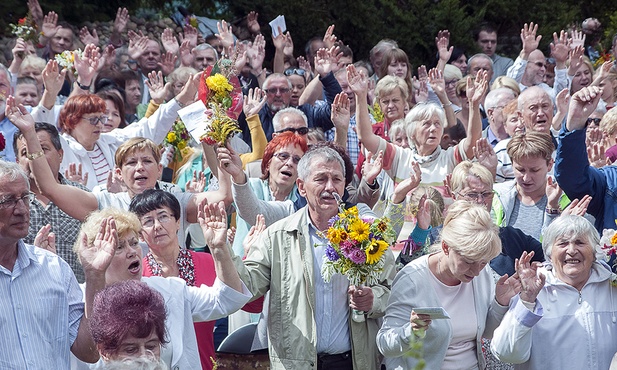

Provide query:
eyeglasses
left=140, top=212, right=174, bottom=229
left=82, top=116, right=109, bottom=126
left=533, top=62, right=546, bottom=69
left=273, top=152, right=302, bottom=164
left=456, top=191, right=494, bottom=201
left=284, top=68, right=307, bottom=77
left=265, top=87, right=291, bottom=95
left=276, top=127, right=309, bottom=135
left=586, top=117, right=602, bottom=126
left=0, top=193, right=33, bottom=210
left=445, top=79, right=458, bottom=87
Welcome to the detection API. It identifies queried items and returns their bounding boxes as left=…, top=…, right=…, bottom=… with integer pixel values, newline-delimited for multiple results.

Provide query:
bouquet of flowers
left=321, top=198, right=396, bottom=286
left=599, top=227, right=617, bottom=286
left=10, top=13, right=38, bottom=44
left=163, top=119, right=191, bottom=162
left=55, top=49, right=83, bottom=77
left=0, top=132, right=6, bottom=153
left=198, top=57, right=243, bottom=146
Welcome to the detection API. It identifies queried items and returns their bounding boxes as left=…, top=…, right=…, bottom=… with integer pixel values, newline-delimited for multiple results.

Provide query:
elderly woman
left=491, top=215, right=617, bottom=369
left=377, top=201, right=518, bottom=369
left=73, top=206, right=251, bottom=370
left=353, top=64, right=487, bottom=187
left=91, top=280, right=167, bottom=362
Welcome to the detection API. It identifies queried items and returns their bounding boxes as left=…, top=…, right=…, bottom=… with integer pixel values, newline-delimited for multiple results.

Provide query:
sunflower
left=611, top=233, right=617, bottom=246
left=348, top=219, right=370, bottom=242
left=327, top=228, right=342, bottom=244
left=366, top=239, right=388, bottom=264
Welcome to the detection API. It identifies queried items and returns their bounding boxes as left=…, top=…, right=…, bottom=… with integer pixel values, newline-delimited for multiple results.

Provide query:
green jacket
left=234, top=207, right=396, bottom=369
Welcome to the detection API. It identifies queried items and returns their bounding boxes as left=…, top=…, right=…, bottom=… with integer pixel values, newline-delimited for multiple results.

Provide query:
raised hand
left=185, top=170, right=207, bottom=193
left=175, top=71, right=202, bottom=106
left=567, top=86, right=603, bottom=131
left=346, top=64, right=369, bottom=96
left=243, top=88, right=267, bottom=117
left=198, top=200, right=228, bottom=249
left=246, top=11, right=261, bottom=35
left=550, top=30, right=570, bottom=66
left=41, top=11, right=60, bottom=40
left=545, top=177, right=562, bottom=209
left=6, top=96, right=36, bottom=132
left=314, top=47, right=339, bottom=77
left=243, top=214, right=265, bottom=257
left=495, top=272, right=522, bottom=306
left=158, top=51, right=177, bottom=77
left=12, top=38, right=33, bottom=61
left=297, top=56, right=311, bottom=73
left=515, top=251, right=545, bottom=303
left=428, top=68, right=447, bottom=100
left=179, top=40, right=193, bottom=67
left=392, top=161, right=421, bottom=204
left=466, top=70, right=488, bottom=106
left=473, top=137, right=497, bottom=173
left=567, top=45, right=585, bottom=77
left=587, top=140, right=608, bottom=169
left=106, top=170, right=125, bottom=193
left=283, top=32, right=295, bottom=57
left=64, top=163, right=89, bottom=186
left=435, top=30, right=453, bottom=63
left=569, top=29, right=586, bottom=50
left=79, top=27, right=99, bottom=47
left=561, top=195, right=592, bottom=216
left=520, top=22, right=541, bottom=58
left=78, top=217, right=117, bottom=275
left=414, top=79, right=429, bottom=104
left=27, top=0, right=44, bottom=26
left=145, top=71, right=168, bottom=104
left=362, top=150, right=384, bottom=185
left=41, top=60, right=67, bottom=97
left=417, top=65, right=428, bottom=83
left=180, top=25, right=198, bottom=49
left=34, top=224, right=56, bottom=254
left=248, top=34, right=266, bottom=71
left=74, top=44, right=100, bottom=84
left=215, top=20, right=234, bottom=50
left=331, top=92, right=351, bottom=131
left=128, top=35, right=149, bottom=60
left=113, top=7, right=130, bottom=35
left=161, top=28, right=180, bottom=55
left=323, top=24, right=338, bottom=49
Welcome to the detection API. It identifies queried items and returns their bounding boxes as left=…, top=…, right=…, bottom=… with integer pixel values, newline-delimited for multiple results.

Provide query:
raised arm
left=461, top=70, right=488, bottom=158
left=6, top=97, right=98, bottom=221
left=348, top=64, right=382, bottom=154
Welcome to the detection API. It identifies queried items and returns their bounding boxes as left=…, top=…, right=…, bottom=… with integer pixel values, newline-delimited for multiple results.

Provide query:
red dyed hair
left=260, top=131, right=308, bottom=180
left=58, top=94, right=107, bottom=133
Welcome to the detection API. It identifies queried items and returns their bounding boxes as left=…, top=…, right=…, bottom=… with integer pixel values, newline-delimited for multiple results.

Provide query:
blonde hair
left=409, top=186, right=445, bottom=227
left=115, top=138, right=162, bottom=168
left=19, top=55, right=46, bottom=73
left=600, top=105, right=617, bottom=136
left=440, top=200, right=501, bottom=261
left=506, top=131, right=554, bottom=163
left=166, top=66, right=198, bottom=85
left=449, top=161, right=494, bottom=194
left=490, top=76, right=521, bottom=96
left=75, top=208, right=142, bottom=253
left=375, top=75, right=409, bottom=101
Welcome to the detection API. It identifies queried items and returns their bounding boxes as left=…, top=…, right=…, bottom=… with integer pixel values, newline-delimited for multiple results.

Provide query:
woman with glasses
left=52, top=74, right=199, bottom=190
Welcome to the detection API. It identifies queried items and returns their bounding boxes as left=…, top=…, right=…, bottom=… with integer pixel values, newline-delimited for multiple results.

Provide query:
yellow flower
left=177, top=141, right=186, bottom=150
left=166, top=132, right=177, bottom=143
left=349, top=219, right=370, bottom=242
left=327, top=228, right=342, bottom=244
left=206, top=74, right=233, bottom=94
left=366, top=239, right=388, bottom=264
left=611, top=233, right=617, bottom=246
left=345, top=206, right=359, bottom=217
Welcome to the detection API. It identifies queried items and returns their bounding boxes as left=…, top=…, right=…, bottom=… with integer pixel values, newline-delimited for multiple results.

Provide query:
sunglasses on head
left=276, top=127, right=309, bottom=135
left=284, top=68, right=307, bottom=77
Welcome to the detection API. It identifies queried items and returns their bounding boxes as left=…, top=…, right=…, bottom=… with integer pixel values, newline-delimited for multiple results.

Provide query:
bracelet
left=441, top=102, right=452, bottom=107
left=76, top=81, right=90, bottom=90
left=176, top=99, right=187, bottom=108
left=26, top=150, right=44, bottom=160
left=545, top=207, right=561, bottom=215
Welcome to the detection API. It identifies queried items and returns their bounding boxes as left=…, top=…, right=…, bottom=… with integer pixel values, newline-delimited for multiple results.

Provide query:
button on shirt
left=309, top=222, right=351, bottom=355
left=0, top=240, right=84, bottom=369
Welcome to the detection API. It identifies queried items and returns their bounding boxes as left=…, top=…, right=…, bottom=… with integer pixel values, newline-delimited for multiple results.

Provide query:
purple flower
left=346, top=247, right=367, bottom=264
left=340, top=240, right=355, bottom=254
left=325, top=245, right=339, bottom=261
left=328, top=215, right=340, bottom=227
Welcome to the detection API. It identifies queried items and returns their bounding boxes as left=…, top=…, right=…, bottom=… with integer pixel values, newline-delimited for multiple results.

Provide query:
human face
left=192, top=48, right=217, bottom=70
left=571, top=64, right=593, bottom=94
left=379, top=89, right=405, bottom=122
left=519, top=89, right=553, bottom=133
left=413, top=114, right=444, bottom=154
left=452, top=55, right=467, bottom=75
left=469, top=57, right=494, bottom=82
left=105, top=330, right=161, bottom=361
left=268, top=144, right=304, bottom=191
left=445, top=78, right=459, bottom=102
left=543, top=69, right=555, bottom=87
left=337, top=55, right=353, bottom=70
left=70, top=112, right=107, bottom=151
left=0, top=177, right=30, bottom=244
left=454, top=175, right=494, bottom=212
left=504, top=112, right=525, bottom=137
left=16, top=131, right=63, bottom=181
left=392, top=130, right=409, bottom=149
left=477, top=31, right=497, bottom=57
left=138, top=207, right=180, bottom=252
left=524, top=51, right=546, bottom=86
left=388, top=60, right=408, bottom=79
left=487, top=96, right=513, bottom=129
left=14, top=84, right=40, bottom=107
left=103, top=100, right=122, bottom=133
left=265, top=78, right=291, bottom=113
left=513, top=155, right=552, bottom=197
left=119, top=150, right=163, bottom=197
left=19, top=66, right=44, bottom=89
left=550, top=233, right=595, bottom=291
left=335, top=73, right=356, bottom=112
left=125, top=80, right=143, bottom=109
left=138, top=40, right=161, bottom=74
left=105, top=231, right=142, bottom=284
left=288, top=74, right=306, bottom=107
left=443, top=246, right=489, bottom=284
left=50, top=27, right=73, bottom=54
left=275, top=112, right=308, bottom=136
left=297, top=158, right=346, bottom=221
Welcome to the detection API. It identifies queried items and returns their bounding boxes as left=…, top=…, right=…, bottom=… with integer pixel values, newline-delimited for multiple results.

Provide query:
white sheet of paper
left=269, top=15, right=287, bottom=37
left=413, top=307, right=450, bottom=319
left=178, top=100, right=209, bottom=142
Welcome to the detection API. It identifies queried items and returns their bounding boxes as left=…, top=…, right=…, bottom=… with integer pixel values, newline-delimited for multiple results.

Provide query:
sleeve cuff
left=512, top=295, right=543, bottom=327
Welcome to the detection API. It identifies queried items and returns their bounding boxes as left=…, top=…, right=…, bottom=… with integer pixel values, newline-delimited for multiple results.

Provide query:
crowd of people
left=3, top=1, right=617, bottom=368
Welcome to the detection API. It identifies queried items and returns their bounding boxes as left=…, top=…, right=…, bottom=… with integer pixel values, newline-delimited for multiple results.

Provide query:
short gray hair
left=0, top=160, right=29, bottom=190
left=194, top=43, right=219, bottom=60
left=297, top=146, right=344, bottom=181
left=272, top=107, right=308, bottom=132
left=542, top=215, right=602, bottom=261
left=263, top=73, right=292, bottom=91
left=467, top=53, right=494, bottom=74
left=405, top=103, right=446, bottom=147
left=484, top=87, right=516, bottom=111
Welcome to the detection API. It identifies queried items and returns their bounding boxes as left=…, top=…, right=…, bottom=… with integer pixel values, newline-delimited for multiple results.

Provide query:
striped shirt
left=87, top=143, right=111, bottom=185
left=0, top=240, right=84, bottom=369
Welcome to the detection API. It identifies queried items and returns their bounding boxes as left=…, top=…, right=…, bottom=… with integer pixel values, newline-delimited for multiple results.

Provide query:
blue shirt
left=0, top=240, right=84, bottom=369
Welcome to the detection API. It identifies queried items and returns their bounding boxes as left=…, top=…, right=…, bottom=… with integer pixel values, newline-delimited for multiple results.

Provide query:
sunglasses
left=586, top=117, right=602, bottom=126
left=82, top=116, right=109, bottom=126
left=276, top=127, right=309, bottom=135
left=265, top=87, right=291, bottom=95
left=273, top=152, right=302, bottom=164
left=284, top=68, right=307, bottom=77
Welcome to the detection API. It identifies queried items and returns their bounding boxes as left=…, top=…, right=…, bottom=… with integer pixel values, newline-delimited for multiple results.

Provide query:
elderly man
left=192, top=43, right=218, bottom=70
left=224, top=146, right=393, bottom=369
left=474, top=23, right=514, bottom=82
left=0, top=160, right=100, bottom=367
left=483, top=87, right=517, bottom=147
left=467, top=53, right=495, bottom=83
left=137, top=39, right=164, bottom=106
left=238, top=62, right=342, bottom=146
left=506, top=23, right=569, bottom=99
left=494, top=86, right=556, bottom=182
left=13, top=122, right=87, bottom=282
